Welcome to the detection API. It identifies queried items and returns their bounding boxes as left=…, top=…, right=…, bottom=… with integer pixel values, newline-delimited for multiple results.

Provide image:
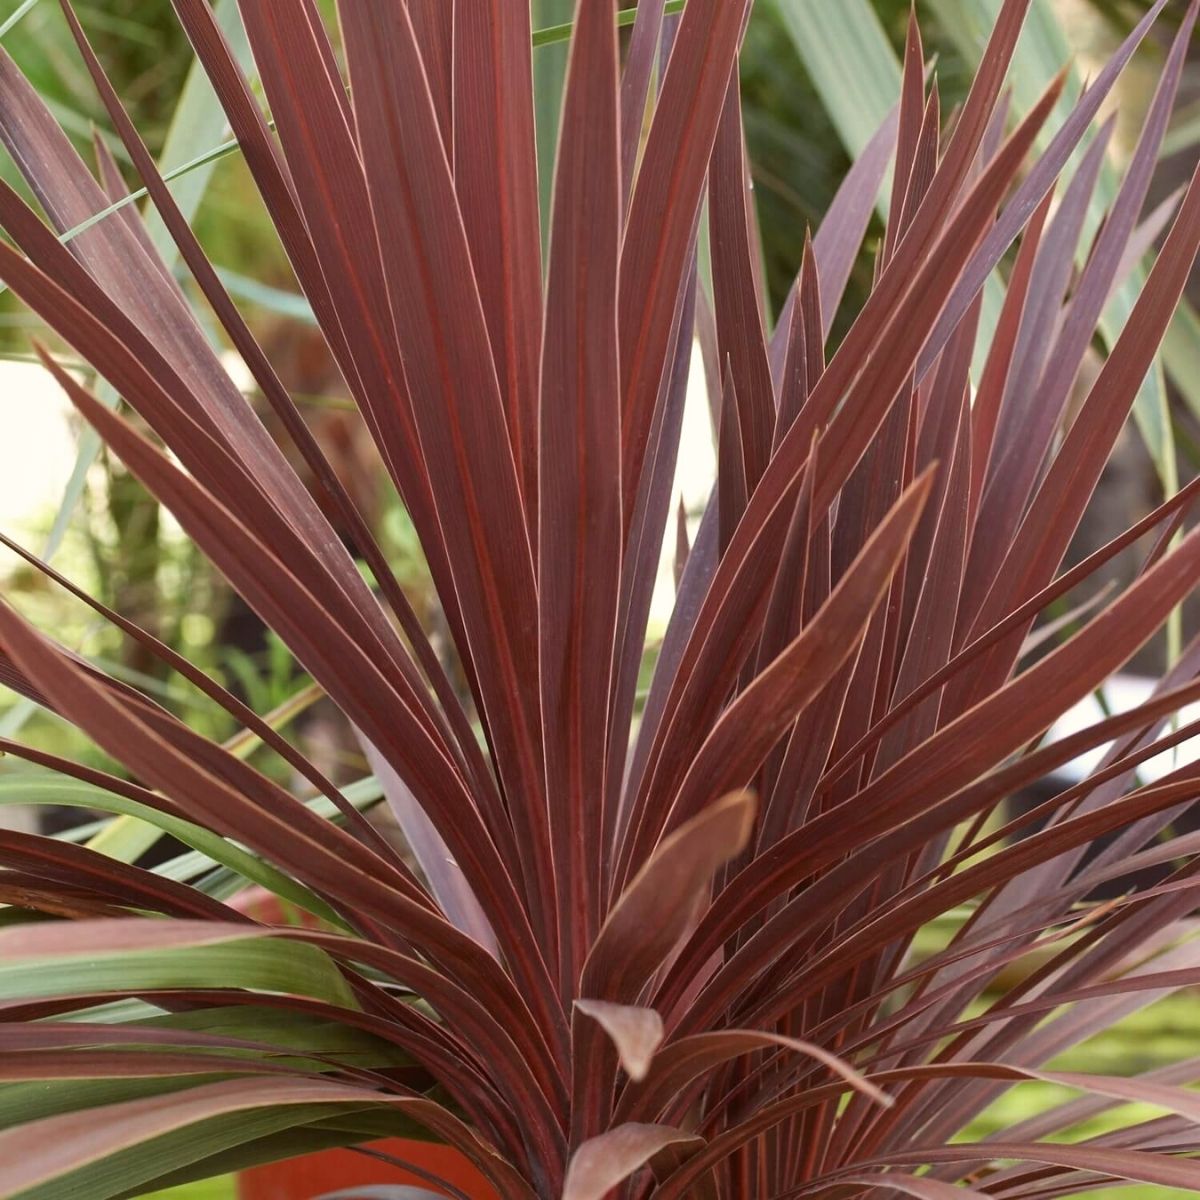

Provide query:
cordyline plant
left=1, top=0, right=1200, bottom=1197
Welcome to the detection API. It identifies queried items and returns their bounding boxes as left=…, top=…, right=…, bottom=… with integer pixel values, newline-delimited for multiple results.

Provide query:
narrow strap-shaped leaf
left=167, top=0, right=375, bottom=385
left=618, top=1029, right=889, bottom=1125
left=616, top=457, right=805, bottom=883
left=736, top=102, right=1063, bottom=803
left=785, top=875, right=1200, bottom=1089
left=843, top=1141, right=1200, bottom=1193
left=453, top=0, right=544, bottom=522
left=652, top=1057, right=1200, bottom=1200
left=358, top=738, right=498, bottom=958
left=673, top=500, right=690, bottom=588
left=574, top=1000, right=664, bottom=1082
left=966, top=119, right=1114, bottom=571
left=606, top=257, right=698, bottom=869
left=563, top=1122, right=700, bottom=1200
left=0, top=592, right=431, bottom=936
left=997, top=1059, right=1200, bottom=1144
left=893, top=82, right=942, bottom=245
left=0, top=1048, right=308, bottom=1083
left=1, top=572, right=421, bottom=913
left=869, top=0, right=1032, bottom=327
left=408, top=0, right=454, bottom=151
left=800, top=74, right=1061, bottom=524
left=618, top=0, right=667, bottom=211
left=584, top=791, right=755, bottom=1005
left=538, top=0, right=623, bottom=989
left=717, top=368, right=750, bottom=556
left=0, top=773, right=340, bottom=924
left=0, top=526, right=389, bottom=861
left=337, top=2, right=554, bottom=954
left=0, top=175, right=380, bottom=655
left=740, top=724, right=1200, bottom=1051
left=0, top=878, right=123, bottom=921
left=787, top=1175, right=989, bottom=1200
left=754, top=444, right=817, bottom=687
left=8, top=360, right=559, bottom=1029
left=0, top=830, right=240, bottom=923
left=759, top=814, right=1200, bottom=1090
left=966, top=3, right=1196, bottom=618
left=579, top=778, right=730, bottom=1147
left=57, top=1, right=491, bottom=810
left=228, top=0, right=428, bottom=483
left=769, top=0, right=1036, bottom=502
left=665, top=515, right=1200, bottom=1034
left=288, top=931, right=565, bottom=1169
left=0, top=648, right=52, bottom=710
left=768, top=103, right=898, bottom=371
left=532, top=0, right=573, bottom=253
left=709, top=75, right=774, bottom=489
left=619, top=0, right=753, bottom=519
left=822, top=466, right=1200, bottom=787
left=1111, top=187, right=1186, bottom=301
left=681, top=80, right=1061, bottom=768
left=772, top=236, right=824, bottom=446
left=757, top=465, right=841, bottom=847
left=0, top=921, right=355, bottom=1006
left=0, top=1076, right=535, bottom=1200
left=912, top=646, right=1200, bottom=1040
left=170, top=0, right=405, bottom=445
left=1058, top=647, right=1200, bottom=882
left=882, top=8, right=928, bottom=264
left=0, top=37, right=323, bottom=557
left=873, top=402, right=970, bottom=774
left=916, top=0, right=1174, bottom=378
left=0, top=1013, right=387, bottom=1059
left=206, top=1, right=482, bottom=727
left=831, top=677, right=1200, bottom=955
left=967, top=161, right=1200, bottom=682
left=0, top=738, right=186, bottom=822
left=829, top=372, right=913, bottom=588
left=0, top=241, right=461, bottom=818
left=897, top=302, right=975, bottom=637
left=90, top=134, right=183, bottom=289
left=615, top=489, right=709, bottom=843
left=875, top=888, right=1200, bottom=1132
left=667, top=470, right=933, bottom=832
left=967, top=187, right=1053, bottom=523
left=773, top=779, right=1200, bottom=1049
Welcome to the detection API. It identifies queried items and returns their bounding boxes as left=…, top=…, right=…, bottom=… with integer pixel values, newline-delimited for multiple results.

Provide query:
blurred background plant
left=0, top=0, right=1197, bottom=1197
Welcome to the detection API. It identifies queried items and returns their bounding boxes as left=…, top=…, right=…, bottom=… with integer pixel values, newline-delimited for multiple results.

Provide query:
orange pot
left=236, top=1138, right=500, bottom=1199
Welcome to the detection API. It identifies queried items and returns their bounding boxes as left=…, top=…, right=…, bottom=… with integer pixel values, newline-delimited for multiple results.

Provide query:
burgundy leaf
left=538, top=0, right=623, bottom=987
left=563, top=1122, right=700, bottom=1200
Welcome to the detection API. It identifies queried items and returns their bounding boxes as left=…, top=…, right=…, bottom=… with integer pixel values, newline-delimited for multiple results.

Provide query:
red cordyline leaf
left=335, top=2, right=552, bottom=950
left=539, top=0, right=623, bottom=992
left=452, top=0, right=544, bottom=528
left=710, top=76, right=774, bottom=492
left=574, top=999, right=665, bottom=1083
left=0, top=0, right=1198, bottom=1196
left=618, top=0, right=667, bottom=212
left=563, top=1121, right=701, bottom=1200
left=619, top=0, right=754, bottom=518
left=53, top=1, right=489, bottom=811
left=0, top=1076, right=537, bottom=1200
